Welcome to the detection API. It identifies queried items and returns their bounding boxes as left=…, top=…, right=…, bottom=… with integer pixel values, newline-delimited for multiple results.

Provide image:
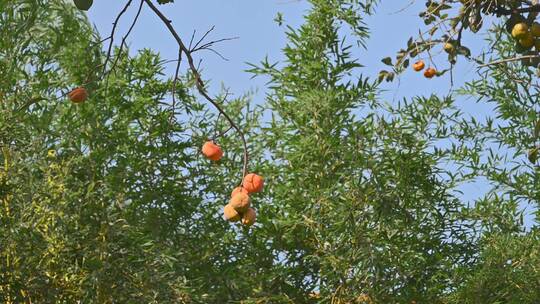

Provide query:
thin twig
left=188, top=29, right=197, bottom=50
left=108, top=0, right=144, bottom=78
left=212, top=111, right=223, bottom=139
left=477, top=54, right=540, bottom=68
left=212, top=90, right=233, bottom=139
left=169, top=50, right=183, bottom=124
left=16, top=97, right=46, bottom=113
left=496, top=4, right=540, bottom=15
left=193, top=38, right=239, bottom=52
left=212, top=125, right=234, bottom=140
left=102, top=0, right=134, bottom=77
left=189, top=26, right=238, bottom=61
left=196, top=47, right=230, bottom=61
left=192, top=26, right=216, bottom=51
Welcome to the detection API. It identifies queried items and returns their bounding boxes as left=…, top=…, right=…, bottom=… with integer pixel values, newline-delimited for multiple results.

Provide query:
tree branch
left=495, top=4, right=540, bottom=16
left=477, top=54, right=540, bottom=68
left=142, top=0, right=250, bottom=180
left=102, top=0, right=134, bottom=77
left=108, top=0, right=145, bottom=78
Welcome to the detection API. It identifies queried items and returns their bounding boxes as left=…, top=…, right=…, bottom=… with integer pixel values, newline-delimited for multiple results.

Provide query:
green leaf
left=381, top=57, right=393, bottom=66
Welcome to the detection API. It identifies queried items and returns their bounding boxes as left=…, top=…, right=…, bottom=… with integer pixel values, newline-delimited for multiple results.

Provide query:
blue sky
left=87, top=1, right=485, bottom=97
left=86, top=1, right=534, bottom=226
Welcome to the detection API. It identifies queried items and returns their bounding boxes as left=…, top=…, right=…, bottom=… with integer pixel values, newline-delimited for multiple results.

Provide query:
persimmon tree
left=0, top=0, right=539, bottom=303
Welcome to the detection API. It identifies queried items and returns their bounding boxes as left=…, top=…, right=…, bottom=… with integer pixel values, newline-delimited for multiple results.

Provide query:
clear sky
left=87, top=1, right=490, bottom=96
left=86, top=1, right=534, bottom=226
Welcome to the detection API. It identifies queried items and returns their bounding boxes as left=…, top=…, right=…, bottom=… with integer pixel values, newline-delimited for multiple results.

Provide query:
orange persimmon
left=229, top=192, right=251, bottom=213
left=223, top=204, right=241, bottom=222
left=412, top=60, right=425, bottom=72
left=242, top=173, right=264, bottom=193
left=68, top=87, right=88, bottom=104
left=424, top=67, right=437, bottom=78
left=231, top=187, right=249, bottom=198
left=201, top=141, right=223, bottom=161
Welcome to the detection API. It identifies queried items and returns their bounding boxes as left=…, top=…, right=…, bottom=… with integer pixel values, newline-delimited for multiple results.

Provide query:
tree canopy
left=0, top=0, right=539, bottom=303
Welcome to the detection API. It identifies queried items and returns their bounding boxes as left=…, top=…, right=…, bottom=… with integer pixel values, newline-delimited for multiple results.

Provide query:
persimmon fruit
left=512, top=22, right=529, bottom=39
left=201, top=141, right=223, bottom=161
left=223, top=204, right=241, bottom=222
left=443, top=42, right=455, bottom=54
left=519, top=32, right=535, bottom=49
left=68, top=87, right=88, bottom=104
left=242, top=173, right=264, bottom=193
left=231, top=187, right=249, bottom=198
left=412, top=60, right=425, bottom=72
left=241, top=208, right=256, bottom=226
left=229, top=192, right=251, bottom=213
left=423, top=67, right=437, bottom=79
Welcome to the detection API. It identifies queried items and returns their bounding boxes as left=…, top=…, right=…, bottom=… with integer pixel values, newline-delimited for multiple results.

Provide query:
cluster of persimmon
left=508, top=18, right=540, bottom=67
left=412, top=60, right=437, bottom=78
left=201, top=141, right=264, bottom=227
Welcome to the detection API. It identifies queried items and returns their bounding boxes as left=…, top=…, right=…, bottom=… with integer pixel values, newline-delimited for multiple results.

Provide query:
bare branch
left=496, top=4, right=540, bottom=15
left=170, top=50, right=183, bottom=124
left=477, top=54, right=540, bottom=68
left=188, top=29, right=197, bottom=50
left=195, top=47, right=230, bottom=61
left=102, top=0, right=134, bottom=77
left=189, top=27, right=238, bottom=61
left=192, top=26, right=216, bottom=51
left=108, top=0, right=145, bottom=77
left=142, top=0, right=250, bottom=180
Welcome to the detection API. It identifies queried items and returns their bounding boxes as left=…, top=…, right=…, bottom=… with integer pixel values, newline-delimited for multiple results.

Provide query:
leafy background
left=0, top=0, right=539, bottom=303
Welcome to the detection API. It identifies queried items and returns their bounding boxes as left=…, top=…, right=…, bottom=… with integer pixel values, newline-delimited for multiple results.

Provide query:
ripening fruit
left=241, top=208, right=256, bottom=226
left=443, top=42, right=455, bottom=54
left=424, top=67, right=437, bottom=79
left=505, top=15, right=525, bottom=34
left=224, top=204, right=241, bottom=222
left=531, top=22, right=540, bottom=37
left=231, top=187, right=249, bottom=198
left=512, top=22, right=529, bottom=39
left=242, top=173, right=264, bottom=193
left=68, top=87, right=88, bottom=104
left=412, top=60, right=425, bottom=72
left=201, top=141, right=223, bottom=161
left=229, top=192, right=251, bottom=213
left=519, top=32, right=535, bottom=49
left=515, top=41, right=529, bottom=54
left=73, top=0, right=93, bottom=10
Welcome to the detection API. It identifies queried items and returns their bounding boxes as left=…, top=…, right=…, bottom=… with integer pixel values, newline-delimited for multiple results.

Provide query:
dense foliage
left=0, top=0, right=538, bottom=303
